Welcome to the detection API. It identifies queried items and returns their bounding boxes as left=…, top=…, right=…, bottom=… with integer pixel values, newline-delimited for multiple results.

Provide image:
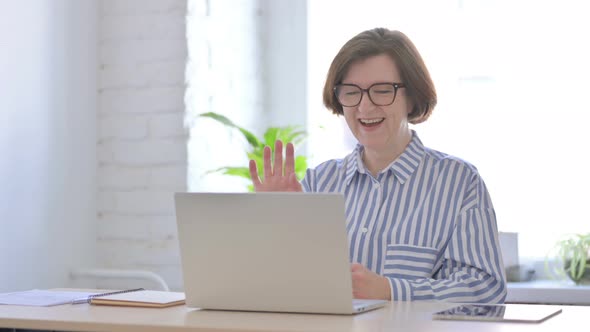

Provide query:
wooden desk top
left=0, top=300, right=581, bottom=332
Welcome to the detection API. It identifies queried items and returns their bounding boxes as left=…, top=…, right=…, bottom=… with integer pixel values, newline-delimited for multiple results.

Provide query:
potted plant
left=198, top=112, right=308, bottom=192
left=548, top=233, right=590, bottom=285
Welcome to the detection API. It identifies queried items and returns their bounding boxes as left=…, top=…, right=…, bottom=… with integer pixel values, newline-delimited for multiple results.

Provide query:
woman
left=249, top=28, right=506, bottom=303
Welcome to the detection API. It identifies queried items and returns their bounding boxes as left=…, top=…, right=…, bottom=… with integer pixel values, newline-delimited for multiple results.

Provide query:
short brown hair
left=323, top=28, right=437, bottom=124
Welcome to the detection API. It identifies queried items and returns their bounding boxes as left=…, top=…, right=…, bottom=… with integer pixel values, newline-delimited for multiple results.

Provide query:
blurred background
left=1, top=0, right=588, bottom=295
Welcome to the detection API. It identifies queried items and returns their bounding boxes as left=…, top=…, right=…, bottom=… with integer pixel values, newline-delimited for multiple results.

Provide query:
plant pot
left=564, top=259, right=590, bottom=285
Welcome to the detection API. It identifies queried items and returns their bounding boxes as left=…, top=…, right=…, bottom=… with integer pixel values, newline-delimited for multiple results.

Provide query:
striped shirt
left=301, top=131, right=507, bottom=303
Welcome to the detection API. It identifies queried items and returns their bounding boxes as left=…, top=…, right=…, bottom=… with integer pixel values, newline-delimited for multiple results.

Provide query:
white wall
left=187, top=0, right=307, bottom=193
left=97, top=0, right=188, bottom=291
left=186, top=0, right=266, bottom=192
left=0, top=0, right=303, bottom=293
left=262, top=0, right=307, bottom=129
left=96, top=0, right=304, bottom=290
left=0, top=0, right=97, bottom=292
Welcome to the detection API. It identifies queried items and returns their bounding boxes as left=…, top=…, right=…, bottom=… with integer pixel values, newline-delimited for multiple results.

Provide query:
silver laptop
left=174, top=192, right=388, bottom=315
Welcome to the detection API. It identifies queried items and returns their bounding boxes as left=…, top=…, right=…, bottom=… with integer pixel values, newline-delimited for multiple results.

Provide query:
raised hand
left=249, top=140, right=303, bottom=192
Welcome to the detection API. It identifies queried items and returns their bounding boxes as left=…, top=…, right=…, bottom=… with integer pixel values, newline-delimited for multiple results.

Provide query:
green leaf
left=273, top=126, right=306, bottom=144
left=223, top=167, right=250, bottom=178
left=199, top=112, right=262, bottom=149
left=259, top=124, right=308, bottom=148
left=198, top=112, right=311, bottom=191
left=572, top=253, right=586, bottom=280
left=263, top=127, right=280, bottom=147
left=285, top=130, right=307, bottom=145
left=547, top=232, right=590, bottom=283
left=294, top=155, right=308, bottom=180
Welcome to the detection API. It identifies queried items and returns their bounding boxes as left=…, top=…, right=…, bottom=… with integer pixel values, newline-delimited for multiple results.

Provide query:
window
left=307, top=0, right=590, bottom=259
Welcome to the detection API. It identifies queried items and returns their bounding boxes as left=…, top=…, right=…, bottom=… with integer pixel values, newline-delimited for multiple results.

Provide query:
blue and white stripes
left=301, top=131, right=507, bottom=303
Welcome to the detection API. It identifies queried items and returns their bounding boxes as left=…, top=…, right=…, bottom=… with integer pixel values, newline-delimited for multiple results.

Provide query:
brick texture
left=97, top=0, right=189, bottom=291
left=98, top=0, right=269, bottom=291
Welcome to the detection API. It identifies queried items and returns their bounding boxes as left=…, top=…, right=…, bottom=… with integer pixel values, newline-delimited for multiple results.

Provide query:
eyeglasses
left=334, top=82, right=406, bottom=107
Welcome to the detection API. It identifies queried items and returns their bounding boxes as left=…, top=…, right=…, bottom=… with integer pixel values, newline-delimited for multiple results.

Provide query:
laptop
left=174, top=192, right=388, bottom=315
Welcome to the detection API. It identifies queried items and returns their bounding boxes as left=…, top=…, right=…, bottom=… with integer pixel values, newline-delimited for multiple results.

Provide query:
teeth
left=359, top=118, right=384, bottom=124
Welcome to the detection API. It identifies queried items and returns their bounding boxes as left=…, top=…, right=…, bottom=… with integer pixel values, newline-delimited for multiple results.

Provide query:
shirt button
left=361, top=227, right=368, bottom=233
left=374, top=183, right=380, bottom=189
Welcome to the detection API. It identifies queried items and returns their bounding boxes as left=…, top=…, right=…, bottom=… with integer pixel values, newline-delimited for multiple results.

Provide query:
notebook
left=174, top=192, right=388, bottom=315
left=84, top=289, right=185, bottom=308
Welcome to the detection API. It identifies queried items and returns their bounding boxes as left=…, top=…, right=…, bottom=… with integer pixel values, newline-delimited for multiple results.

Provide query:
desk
left=0, top=300, right=581, bottom=332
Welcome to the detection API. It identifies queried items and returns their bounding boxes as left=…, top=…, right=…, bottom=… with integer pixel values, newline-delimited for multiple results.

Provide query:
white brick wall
left=96, top=0, right=301, bottom=291
left=97, top=0, right=189, bottom=291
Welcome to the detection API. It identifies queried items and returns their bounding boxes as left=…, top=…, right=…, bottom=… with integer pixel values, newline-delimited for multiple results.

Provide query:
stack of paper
left=0, top=290, right=99, bottom=306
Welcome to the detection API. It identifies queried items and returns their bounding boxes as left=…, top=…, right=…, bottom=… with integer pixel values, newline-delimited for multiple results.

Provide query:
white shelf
left=507, top=280, right=590, bottom=305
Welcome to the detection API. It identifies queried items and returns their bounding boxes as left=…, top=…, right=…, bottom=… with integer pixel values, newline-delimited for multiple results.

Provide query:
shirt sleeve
left=388, top=175, right=507, bottom=303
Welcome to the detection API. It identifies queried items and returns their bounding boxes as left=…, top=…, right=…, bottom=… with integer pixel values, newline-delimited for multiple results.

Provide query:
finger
left=249, top=160, right=262, bottom=189
left=274, top=140, right=283, bottom=176
left=350, top=263, right=363, bottom=272
left=284, top=142, right=295, bottom=175
left=263, top=146, right=272, bottom=180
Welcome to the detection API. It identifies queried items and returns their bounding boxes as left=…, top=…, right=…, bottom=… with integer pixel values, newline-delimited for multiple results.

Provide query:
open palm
left=249, top=140, right=303, bottom=192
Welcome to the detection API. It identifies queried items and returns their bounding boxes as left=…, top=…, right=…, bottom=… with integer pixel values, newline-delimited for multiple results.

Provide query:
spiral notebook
left=73, top=288, right=185, bottom=308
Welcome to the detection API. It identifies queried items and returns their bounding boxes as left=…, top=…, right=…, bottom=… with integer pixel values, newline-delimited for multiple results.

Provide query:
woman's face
left=340, top=54, right=412, bottom=152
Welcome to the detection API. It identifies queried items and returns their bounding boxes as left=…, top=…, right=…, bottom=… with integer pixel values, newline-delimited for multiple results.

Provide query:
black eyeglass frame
left=333, top=82, right=406, bottom=107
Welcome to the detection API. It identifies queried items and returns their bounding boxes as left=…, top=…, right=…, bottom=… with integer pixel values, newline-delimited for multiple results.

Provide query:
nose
left=357, top=90, right=376, bottom=112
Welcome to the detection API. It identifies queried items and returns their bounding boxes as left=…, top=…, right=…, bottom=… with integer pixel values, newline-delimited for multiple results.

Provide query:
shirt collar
left=344, top=130, right=426, bottom=186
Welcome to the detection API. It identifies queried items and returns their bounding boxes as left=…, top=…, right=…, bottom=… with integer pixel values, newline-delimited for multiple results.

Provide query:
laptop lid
left=175, top=192, right=370, bottom=314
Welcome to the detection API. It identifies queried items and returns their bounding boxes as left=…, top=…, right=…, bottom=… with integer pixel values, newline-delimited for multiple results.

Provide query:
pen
left=71, top=288, right=145, bottom=305
left=71, top=297, right=92, bottom=305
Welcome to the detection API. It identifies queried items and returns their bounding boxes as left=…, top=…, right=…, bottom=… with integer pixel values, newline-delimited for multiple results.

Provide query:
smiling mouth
left=359, top=118, right=385, bottom=127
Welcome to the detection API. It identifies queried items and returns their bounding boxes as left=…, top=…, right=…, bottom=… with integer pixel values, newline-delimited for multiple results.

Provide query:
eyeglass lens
left=336, top=83, right=398, bottom=107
